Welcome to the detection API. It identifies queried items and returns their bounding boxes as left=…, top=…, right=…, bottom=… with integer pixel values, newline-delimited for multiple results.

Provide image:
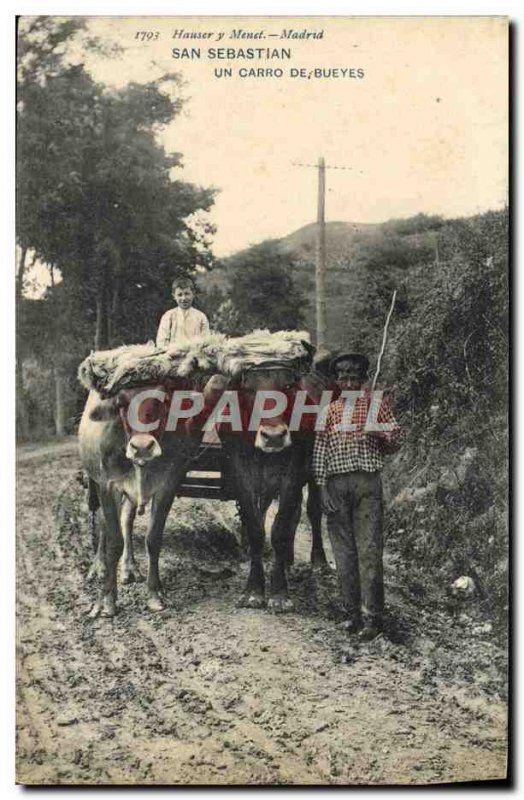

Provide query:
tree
left=217, top=240, right=308, bottom=334
left=17, top=17, right=216, bottom=345
left=17, top=64, right=216, bottom=348
left=16, top=17, right=217, bottom=437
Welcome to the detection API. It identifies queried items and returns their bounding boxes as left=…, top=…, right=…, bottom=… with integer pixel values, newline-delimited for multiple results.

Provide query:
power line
left=291, top=161, right=363, bottom=172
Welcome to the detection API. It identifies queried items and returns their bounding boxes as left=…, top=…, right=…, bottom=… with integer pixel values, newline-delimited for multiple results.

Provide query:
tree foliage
left=384, top=208, right=509, bottom=628
left=16, top=17, right=217, bottom=436
left=214, top=240, right=308, bottom=335
left=17, top=17, right=216, bottom=338
left=392, top=209, right=508, bottom=427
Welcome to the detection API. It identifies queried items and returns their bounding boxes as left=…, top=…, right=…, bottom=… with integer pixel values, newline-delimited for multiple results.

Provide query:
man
left=156, top=276, right=210, bottom=348
left=312, top=350, right=402, bottom=641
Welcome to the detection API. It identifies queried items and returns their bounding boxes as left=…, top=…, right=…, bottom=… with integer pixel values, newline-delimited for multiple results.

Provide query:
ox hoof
left=312, top=559, right=332, bottom=574
left=87, top=602, right=102, bottom=619
left=237, top=593, right=266, bottom=609
left=120, top=562, right=143, bottom=585
left=101, top=597, right=117, bottom=617
left=88, top=596, right=117, bottom=618
left=267, top=596, right=294, bottom=614
left=87, top=560, right=106, bottom=582
left=147, top=591, right=166, bottom=612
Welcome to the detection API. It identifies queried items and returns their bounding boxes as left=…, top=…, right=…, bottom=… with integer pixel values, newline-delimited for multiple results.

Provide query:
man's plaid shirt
left=312, top=388, right=402, bottom=486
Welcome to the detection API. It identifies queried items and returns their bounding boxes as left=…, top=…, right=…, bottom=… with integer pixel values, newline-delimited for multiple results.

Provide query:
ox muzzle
left=254, top=421, right=292, bottom=453
left=118, top=388, right=169, bottom=467
left=125, top=433, right=162, bottom=467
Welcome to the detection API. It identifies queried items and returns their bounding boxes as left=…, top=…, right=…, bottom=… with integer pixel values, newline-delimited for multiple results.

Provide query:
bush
left=385, top=208, right=508, bottom=632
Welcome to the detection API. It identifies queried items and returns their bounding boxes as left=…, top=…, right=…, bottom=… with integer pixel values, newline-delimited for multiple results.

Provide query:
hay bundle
left=77, top=334, right=227, bottom=396
left=78, top=329, right=312, bottom=396
left=215, top=329, right=312, bottom=376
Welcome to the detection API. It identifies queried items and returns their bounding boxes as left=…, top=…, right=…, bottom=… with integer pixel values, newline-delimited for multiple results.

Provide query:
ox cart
left=77, top=331, right=326, bottom=616
left=176, top=441, right=236, bottom=501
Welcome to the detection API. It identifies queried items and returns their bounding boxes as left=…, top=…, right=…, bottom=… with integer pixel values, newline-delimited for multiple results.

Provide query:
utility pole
left=292, top=158, right=359, bottom=347
left=316, top=157, right=327, bottom=348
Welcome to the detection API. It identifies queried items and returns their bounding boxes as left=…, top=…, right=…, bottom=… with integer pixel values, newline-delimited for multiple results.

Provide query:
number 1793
left=135, top=31, right=160, bottom=41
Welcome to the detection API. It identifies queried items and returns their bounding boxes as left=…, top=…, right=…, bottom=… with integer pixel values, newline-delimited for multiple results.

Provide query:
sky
left=75, top=15, right=508, bottom=258
left=20, top=12, right=508, bottom=295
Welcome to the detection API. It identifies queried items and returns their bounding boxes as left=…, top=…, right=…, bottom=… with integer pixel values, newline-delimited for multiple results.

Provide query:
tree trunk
left=16, top=246, right=28, bottom=303
left=48, top=264, right=67, bottom=437
left=16, top=360, right=30, bottom=440
left=95, top=287, right=109, bottom=350
left=108, top=282, right=119, bottom=346
left=16, top=247, right=29, bottom=438
left=54, top=367, right=65, bottom=437
left=94, top=242, right=116, bottom=350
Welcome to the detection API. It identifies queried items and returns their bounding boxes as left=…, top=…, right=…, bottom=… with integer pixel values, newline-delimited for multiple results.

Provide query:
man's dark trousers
left=326, top=472, right=384, bottom=625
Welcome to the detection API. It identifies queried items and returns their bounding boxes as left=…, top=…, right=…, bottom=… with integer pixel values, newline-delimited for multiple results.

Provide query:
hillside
left=279, top=221, right=382, bottom=351
left=205, top=216, right=442, bottom=355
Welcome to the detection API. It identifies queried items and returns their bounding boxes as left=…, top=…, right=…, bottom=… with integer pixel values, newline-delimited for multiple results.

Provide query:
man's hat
left=313, top=346, right=336, bottom=370
left=330, top=351, right=370, bottom=374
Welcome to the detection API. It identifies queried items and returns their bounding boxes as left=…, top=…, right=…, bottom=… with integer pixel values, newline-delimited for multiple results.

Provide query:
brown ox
left=79, top=383, right=202, bottom=616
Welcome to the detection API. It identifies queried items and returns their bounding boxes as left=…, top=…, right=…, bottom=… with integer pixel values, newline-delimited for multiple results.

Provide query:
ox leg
left=239, top=518, right=250, bottom=553
left=268, top=487, right=302, bottom=614
left=285, top=493, right=303, bottom=569
left=268, top=486, right=302, bottom=614
left=87, top=478, right=100, bottom=553
left=88, top=486, right=123, bottom=618
left=120, top=496, right=142, bottom=584
left=87, top=523, right=107, bottom=582
left=237, top=507, right=267, bottom=609
left=86, top=481, right=106, bottom=582
left=307, top=480, right=329, bottom=569
left=145, top=483, right=177, bottom=612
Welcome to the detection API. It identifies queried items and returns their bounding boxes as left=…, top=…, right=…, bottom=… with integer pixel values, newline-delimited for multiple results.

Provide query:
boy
left=156, top=277, right=210, bottom=348
left=312, top=350, right=402, bottom=641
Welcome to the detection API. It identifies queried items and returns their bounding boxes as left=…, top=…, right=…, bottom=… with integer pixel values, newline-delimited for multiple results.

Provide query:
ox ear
left=300, top=339, right=315, bottom=364
left=88, top=396, right=119, bottom=421
left=114, top=390, right=131, bottom=410
left=301, top=339, right=315, bottom=357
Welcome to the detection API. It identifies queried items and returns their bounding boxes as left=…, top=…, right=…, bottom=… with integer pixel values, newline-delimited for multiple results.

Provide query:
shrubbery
left=385, top=209, right=508, bottom=631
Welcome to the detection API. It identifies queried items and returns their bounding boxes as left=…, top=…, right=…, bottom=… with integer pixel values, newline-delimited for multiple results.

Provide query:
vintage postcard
left=16, top=16, right=509, bottom=785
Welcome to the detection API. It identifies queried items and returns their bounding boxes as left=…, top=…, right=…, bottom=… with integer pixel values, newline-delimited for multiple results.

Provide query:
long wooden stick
left=372, top=290, right=397, bottom=391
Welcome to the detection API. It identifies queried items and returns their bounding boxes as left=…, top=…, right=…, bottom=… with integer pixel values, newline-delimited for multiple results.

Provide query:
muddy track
left=16, top=448, right=507, bottom=785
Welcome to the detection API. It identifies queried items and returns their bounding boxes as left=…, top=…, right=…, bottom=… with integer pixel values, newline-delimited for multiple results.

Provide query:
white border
left=3, top=3, right=517, bottom=797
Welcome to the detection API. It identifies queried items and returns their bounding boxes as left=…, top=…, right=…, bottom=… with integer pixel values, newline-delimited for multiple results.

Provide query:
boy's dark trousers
left=326, top=472, right=384, bottom=626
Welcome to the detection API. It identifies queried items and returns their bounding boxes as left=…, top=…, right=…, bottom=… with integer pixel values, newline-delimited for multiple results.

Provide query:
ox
left=79, top=383, right=204, bottom=616
left=216, top=358, right=319, bottom=612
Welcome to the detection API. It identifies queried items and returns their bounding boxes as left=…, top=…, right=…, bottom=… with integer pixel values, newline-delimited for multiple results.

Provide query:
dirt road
left=16, top=446, right=508, bottom=785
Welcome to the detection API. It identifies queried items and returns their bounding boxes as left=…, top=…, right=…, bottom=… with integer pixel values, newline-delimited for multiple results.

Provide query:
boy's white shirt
left=156, top=306, right=210, bottom=348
